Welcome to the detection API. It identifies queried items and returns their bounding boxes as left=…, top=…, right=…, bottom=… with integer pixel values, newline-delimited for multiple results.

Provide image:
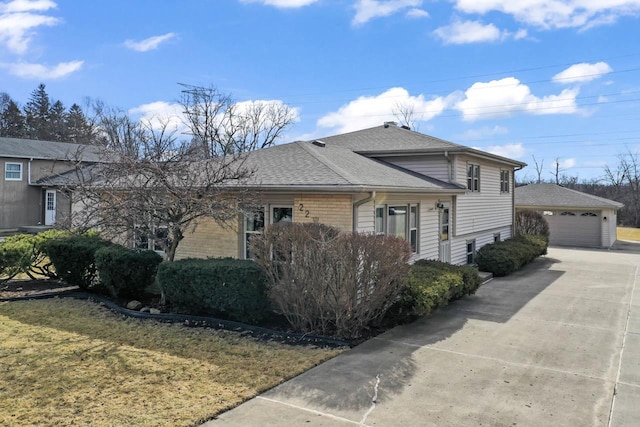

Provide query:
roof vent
left=312, top=139, right=326, bottom=147
left=400, top=125, right=410, bottom=130
left=383, top=121, right=397, bottom=128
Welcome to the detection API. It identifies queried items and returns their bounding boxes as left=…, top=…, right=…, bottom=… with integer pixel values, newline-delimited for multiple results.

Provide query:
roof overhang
left=355, top=147, right=527, bottom=168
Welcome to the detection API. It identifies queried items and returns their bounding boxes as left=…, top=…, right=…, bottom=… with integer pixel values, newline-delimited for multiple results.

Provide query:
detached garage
left=515, top=184, right=624, bottom=248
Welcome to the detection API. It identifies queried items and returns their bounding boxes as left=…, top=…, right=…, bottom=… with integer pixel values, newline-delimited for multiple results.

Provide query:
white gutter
left=28, top=158, right=33, bottom=185
left=352, top=191, right=376, bottom=232
left=512, top=164, right=525, bottom=236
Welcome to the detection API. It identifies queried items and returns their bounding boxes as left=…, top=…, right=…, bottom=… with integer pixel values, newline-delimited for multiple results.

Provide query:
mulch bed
left=0, top=280, right=78, bottom=299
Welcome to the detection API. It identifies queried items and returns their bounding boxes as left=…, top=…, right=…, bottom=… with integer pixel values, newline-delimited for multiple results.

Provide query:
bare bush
left=515, top=210, right=549, bottom=238
left=250, top=223, right=411, bottom=338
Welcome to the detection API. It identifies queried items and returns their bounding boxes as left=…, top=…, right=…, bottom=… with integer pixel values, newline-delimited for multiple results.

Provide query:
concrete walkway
left=206, top=244, right=640, bottom=426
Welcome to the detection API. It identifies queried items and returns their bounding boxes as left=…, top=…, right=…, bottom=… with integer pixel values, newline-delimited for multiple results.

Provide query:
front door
left=45, top=190, right=56, bottom=225
left=439, top=204, right=450, bottom=263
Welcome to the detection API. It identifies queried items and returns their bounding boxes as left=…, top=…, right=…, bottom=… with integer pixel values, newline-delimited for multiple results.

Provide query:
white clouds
left=434, top=19, right=505, bottom=44
left=0, top=0, right=59, bottom=54
left=451, top=0, right=640, bottom=30
left=482, top=143, right=526, bottom=159
left=406, top=8, right=429, bottom=18
left=352, top=0, right=421, bottom=25
left=239, top=0, right=318, bottom=8
left=454, top=77, right=579, bottom=121
left=124, top=33, right=176, bottom=52
left=552, top=61, right=613, bottom=84
left=317, top=87, right=450, bottom=133
left=0, top=0, right=56, bottom=13
left=130, top=99, right=299, bottom=134
left=556, top=158, right=576, bottom=169
left=2, top=60, right=83, bottom=79
left=129, top=101, right=186, bottom=133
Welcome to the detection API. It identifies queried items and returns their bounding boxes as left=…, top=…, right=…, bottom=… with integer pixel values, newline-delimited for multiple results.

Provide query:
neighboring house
left=0, top=137, right=103, bottom=229
left=515, top=183, right=623, bottom=248
left=176, top=123, right=526, bottom=266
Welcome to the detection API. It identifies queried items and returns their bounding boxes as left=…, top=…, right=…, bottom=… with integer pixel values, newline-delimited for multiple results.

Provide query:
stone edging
left=0, top=291, right=352, bottom=348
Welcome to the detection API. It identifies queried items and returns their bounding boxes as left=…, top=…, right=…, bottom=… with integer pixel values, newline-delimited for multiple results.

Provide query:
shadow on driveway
left=259, top=256, right=565, bottom=417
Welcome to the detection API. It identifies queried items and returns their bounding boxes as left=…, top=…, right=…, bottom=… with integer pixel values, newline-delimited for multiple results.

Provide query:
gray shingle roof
left=315, top=125, right=527, bottom=167
left=515, top=183, right=624, bottom=209
left=244, top=141, right=465, bottom=192
left=0, top=137, right=104, bottom=162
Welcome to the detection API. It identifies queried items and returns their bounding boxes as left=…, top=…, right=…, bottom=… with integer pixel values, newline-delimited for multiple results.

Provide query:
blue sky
left=1, top=0, right=640, bottom=181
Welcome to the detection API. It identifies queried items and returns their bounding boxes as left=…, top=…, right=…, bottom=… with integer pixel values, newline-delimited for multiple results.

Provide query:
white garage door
left=544, top=210, right=601, bottom=247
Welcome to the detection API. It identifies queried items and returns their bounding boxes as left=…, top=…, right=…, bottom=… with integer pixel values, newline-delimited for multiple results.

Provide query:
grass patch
left=618, top=227, right=640, bottom=241
left=0, top=298, right=342, bottom=426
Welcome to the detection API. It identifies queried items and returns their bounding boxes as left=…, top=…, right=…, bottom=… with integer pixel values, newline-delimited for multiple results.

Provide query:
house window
left=466, top=240, right=476, bottom=265
left=272, top=206, right=293, bottom=223
left=494, top=233, right=501, bottom=243
left=410, top=205, right=418, bottom=253
left=5, top=162, right=22, bottom=181
left=467, top=164, right=480, bottom=192
left=376, top=204, right=420, bottom=253
left=543, top=211, right=554, bottom=216
left=581, top=212, right=598, bottom=217
left=133, top=224, right=168, bottom=252
left=244, top=208, right=265, bottom=259
left=500, top=170, right=510, bottom=193
left=560, top=211, right=576, bottom=216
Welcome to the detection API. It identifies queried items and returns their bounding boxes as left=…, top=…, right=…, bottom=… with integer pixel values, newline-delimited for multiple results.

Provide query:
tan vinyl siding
left=454, top=155, right=514, bottom=237
left=383, top=155, right=451, bottom=181
left=419, top=197, right=440, bottom=260
left=293, top=194, right=352, bottom=230
left=176, top=217, right=241, bottom=260
left=602, top=208, right=617, bottom=247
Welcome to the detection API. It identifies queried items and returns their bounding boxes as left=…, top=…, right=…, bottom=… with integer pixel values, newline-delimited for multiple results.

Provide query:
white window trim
left=375, top=203, right=420, bottom=254
left=466, top=239, right=476, bottom=265
left=500, top=170, right=510, bottom=193
left=5, top=162, right=23, bottom=181
left=244, top=207, right=266, bottom=259
left=467, top=163, right=480, bottom=192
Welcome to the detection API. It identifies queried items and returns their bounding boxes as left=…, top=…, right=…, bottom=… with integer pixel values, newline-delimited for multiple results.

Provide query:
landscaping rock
left=149, top=308, right=161, bottom=315
left=126, top=300, right=143, bottom=310
left=139, top=306, right=150, bottom=313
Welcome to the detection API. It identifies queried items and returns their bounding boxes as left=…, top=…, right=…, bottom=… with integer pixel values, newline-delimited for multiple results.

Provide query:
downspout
left=444, top=151, right=452, bottom=182
left=512, top=165, right=524, bottom=236
left=353, top=191, right=376, bottom=232
left=28, top=158, right=33, bottom=185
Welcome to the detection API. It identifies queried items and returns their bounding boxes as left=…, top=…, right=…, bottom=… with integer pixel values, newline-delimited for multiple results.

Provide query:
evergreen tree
left=49, top=99, right=67, bottom=141
left=0, top=99, right=26, bottom=138
left=66, top=103, right=95, bottom=143
left=24, top=83, right=52, bottom=140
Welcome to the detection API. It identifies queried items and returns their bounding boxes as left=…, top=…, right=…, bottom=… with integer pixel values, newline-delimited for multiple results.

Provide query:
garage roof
left=515, top=183, right=624, bottom=209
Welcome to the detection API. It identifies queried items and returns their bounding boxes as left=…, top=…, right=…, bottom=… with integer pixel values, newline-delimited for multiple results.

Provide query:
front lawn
left=0, top=298, right=342, bottom=426
left=618, top=227, right=640, bottom=241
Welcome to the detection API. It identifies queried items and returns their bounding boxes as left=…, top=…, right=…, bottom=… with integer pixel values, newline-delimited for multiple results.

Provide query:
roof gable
left=315, top=125, right=526, bottom=167
left=515, top=183, right=624, bottom=209
left=0, top=137, right=104, bottom=162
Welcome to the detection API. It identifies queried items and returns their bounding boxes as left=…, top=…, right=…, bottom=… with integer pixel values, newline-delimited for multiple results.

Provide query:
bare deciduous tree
left=531, top=155, right=544, bottom=184
left=605, top=149, right=640, bottom=227
left=392, top=101, right=418, bottom=131
left=63, top=85, right=297, bottom=261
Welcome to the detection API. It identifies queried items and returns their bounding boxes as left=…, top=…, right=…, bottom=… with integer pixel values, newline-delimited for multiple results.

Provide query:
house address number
left=298, top=203, right=310, bottom=218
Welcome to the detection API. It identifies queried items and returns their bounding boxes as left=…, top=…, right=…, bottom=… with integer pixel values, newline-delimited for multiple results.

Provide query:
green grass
left=618, top=227, right=640, bottom=241
left=0, top=298, right=343, bottom=426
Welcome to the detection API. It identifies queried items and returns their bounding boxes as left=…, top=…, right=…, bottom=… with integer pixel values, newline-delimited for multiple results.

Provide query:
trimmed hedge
left=476, top=234, right=548, bottom=277
left=394, top=260, right=482, bottom=319
left=39, top=234, right=113, bottom=290
left=95, top=246, right=163, bottom=299
left=157, top=258, right=268, bottom=323
left=0, top=237, right=31, bottom=283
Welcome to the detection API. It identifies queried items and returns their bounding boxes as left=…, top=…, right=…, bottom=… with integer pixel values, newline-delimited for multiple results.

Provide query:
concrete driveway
left=207, top=244, right=640, bottom=426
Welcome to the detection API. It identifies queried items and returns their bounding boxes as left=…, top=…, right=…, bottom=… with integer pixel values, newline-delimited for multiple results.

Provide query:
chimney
left=383, top=121, right=397, bottom=128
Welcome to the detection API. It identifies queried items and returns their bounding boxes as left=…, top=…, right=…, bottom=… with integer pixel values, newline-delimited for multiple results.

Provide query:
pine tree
left=24, top=83, right=52, bottom=140
left=65, top=103, right=95, bottom=144
left=49, top=100, right=67, bottom=141
left=0, top=99, right=27, bottom=138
